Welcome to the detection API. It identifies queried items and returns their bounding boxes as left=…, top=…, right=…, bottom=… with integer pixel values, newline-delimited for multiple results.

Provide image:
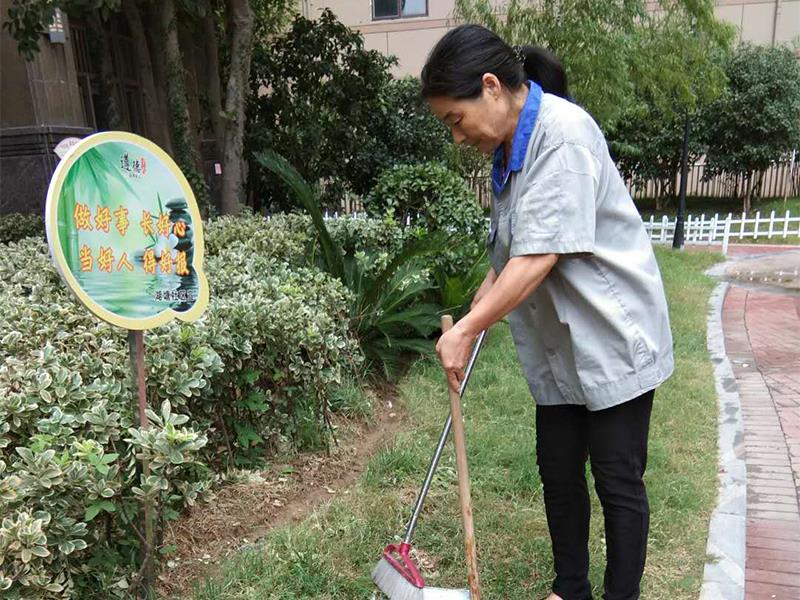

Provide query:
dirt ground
left=157, top=387, right=407, bottom=598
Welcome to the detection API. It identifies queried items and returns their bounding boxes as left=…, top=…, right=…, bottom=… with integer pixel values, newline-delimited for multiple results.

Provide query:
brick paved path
left=723, top=272, right=800, bottom=598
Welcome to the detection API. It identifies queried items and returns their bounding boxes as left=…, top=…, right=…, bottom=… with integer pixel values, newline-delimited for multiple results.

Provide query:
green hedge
left=0, top=229, right=361, bottom=597
left=204, top=211, right=313, bottom=265
left=0, top=206, right=488, bottom=595
left=0, top=213, right=45, bottom=244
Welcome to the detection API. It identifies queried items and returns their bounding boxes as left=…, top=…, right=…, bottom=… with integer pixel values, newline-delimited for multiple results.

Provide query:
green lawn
left=636, top=196, right=800, bottom=219
left=180, top=248, right=723, bottom=600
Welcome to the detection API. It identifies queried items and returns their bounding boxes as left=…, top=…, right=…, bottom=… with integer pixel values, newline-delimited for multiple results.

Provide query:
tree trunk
left=178, top=26, right=203, bottom=151
left=200, top=0, right=226, bottom=157
left=158, top=0, right=198, bottom=169
left=143, top=4, right=171, bottom=142
left=748, top=170, right=764, bottom=213
left=157, top=0, right=211, bottom=213
left=122, top=0, right=172, bottom=153
left=741, top=173, right=750, bottom=213
left=655, top=179, right=663, bottom=211
left=219, top=0, right=255, bottom=215
left=87, top=12, right=122, bottom=130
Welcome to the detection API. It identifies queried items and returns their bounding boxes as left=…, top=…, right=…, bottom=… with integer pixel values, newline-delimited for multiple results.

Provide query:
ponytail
left=517, top=45, right=570, bottom=100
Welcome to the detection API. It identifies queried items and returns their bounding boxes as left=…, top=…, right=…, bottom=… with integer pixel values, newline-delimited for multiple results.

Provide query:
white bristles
left=371, top=558, right=471, bottom=600
left=372, top=558, right=423, bottom=600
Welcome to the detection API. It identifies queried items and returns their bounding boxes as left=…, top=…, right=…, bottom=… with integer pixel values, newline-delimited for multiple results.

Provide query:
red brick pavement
left=723, top=284, right=800, bottom=599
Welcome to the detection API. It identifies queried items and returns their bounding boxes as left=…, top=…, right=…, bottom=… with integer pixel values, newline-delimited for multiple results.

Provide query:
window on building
left=373, top=0, right=427, bottom=20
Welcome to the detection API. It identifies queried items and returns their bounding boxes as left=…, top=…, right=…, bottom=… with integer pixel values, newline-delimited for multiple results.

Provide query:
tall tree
left=453, top=0, right=733, bottom=133
left=199, top=0, right=225, bottom=154
left=246, top=9, right=450, bottom=212
left=86, top=10, right=122, bottom=130
left=122, top=0, right=172, bottom=153
left=610, top=3, right=733, bottom=208
left=158, top=0, right=203, bottom=184
left=699, top=44, right=800, bottom=211
left=219, top=0, right=254, bottom=215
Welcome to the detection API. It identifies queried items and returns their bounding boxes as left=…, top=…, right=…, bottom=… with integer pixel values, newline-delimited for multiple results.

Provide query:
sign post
left=127, top=329, right=155, bottom=591
left=45, top=131, right=209, bottom=595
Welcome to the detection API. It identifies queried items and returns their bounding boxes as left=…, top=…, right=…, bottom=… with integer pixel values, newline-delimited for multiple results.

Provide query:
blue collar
left=491, top=81, right=542, bottom=197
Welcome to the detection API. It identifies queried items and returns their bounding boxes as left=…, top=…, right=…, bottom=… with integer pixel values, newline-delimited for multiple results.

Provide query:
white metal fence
left=644, top=210, right=800, bottom=254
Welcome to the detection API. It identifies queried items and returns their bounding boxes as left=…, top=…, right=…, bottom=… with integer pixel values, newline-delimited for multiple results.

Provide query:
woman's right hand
left=470, top=267, right=497, bottom=310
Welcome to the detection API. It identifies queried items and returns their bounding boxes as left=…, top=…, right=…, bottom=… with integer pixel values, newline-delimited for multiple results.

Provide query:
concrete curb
left=699, top=263, right=747, bottom=600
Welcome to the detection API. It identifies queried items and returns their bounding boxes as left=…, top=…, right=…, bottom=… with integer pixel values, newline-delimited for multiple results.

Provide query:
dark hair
left=420, top=24, right=570, bottom=100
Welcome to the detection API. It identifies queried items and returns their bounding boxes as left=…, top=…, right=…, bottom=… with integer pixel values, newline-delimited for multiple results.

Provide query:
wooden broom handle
left=441, top=315, right=481, bottom=600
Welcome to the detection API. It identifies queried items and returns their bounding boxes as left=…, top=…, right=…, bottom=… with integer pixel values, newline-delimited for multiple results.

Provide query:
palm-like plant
left=255, top=151, right=447, bottom=376
left=431, top=247, right=489, bottom=321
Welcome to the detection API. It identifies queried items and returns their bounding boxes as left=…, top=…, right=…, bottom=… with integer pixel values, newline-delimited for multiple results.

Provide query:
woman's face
left=427, top=74, right=510, bottom=155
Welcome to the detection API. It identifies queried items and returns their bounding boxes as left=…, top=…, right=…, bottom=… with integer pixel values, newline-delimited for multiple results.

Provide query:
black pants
left=535, top=390, right=654, bottom=600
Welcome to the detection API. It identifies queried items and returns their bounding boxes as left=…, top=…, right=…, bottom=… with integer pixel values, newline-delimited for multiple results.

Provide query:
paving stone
left=720, top=274, right=800, bottom=599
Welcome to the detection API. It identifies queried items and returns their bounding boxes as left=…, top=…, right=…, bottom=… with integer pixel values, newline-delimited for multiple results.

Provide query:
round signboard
left=45, top=131, right=209, bottom=330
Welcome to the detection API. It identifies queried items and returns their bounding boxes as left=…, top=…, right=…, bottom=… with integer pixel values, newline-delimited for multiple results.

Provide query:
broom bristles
left=372, top=558, right=423, bottom=600
left=372, top=558, right=471, bottom=599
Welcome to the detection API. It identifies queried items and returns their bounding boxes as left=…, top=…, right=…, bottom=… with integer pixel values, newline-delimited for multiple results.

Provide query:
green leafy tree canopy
left=246, top=8, right=449, bottom=210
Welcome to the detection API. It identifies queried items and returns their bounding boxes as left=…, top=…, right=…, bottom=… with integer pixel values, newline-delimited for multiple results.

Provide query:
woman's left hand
left=436, top=322, right=475, bottom=393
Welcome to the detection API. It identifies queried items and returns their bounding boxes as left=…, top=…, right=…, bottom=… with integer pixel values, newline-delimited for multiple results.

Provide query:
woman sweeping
left=428, top=25, right=674, bottom=600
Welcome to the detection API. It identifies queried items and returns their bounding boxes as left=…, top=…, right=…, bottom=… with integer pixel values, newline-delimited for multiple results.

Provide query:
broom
left=372, top=318, right=486, bottom=600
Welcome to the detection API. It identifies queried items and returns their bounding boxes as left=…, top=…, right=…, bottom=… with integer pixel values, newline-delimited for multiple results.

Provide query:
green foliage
left=205, top=210, right=314, bottom=266
left=326, top=214, right=413, bottom=276
left=365, top=162, right=484, bottom=233
left=444, top=143, right=491, bottom=181
left=202, top=246, right=361, bottom=457
left=326, top=375, right=372, bottom=418
left=346, top=247, right=443, bottom=377
left=182, top=168, right=213, bottom=219
left=365, top=162, right=488, bottom=308
left=432, top=248, right=489, bottom=320
left=454, top=0, right=733, bottom=132
left=3, top=0, right=121, bottom=60
left=623, top=3, right=732, bottom=119
left=255, top=151, right=449, bottom=377
left=247, top=9, right=394, bottom=209
left=250, top=0, right=296, bottom=40
left=247, top=9, right=450, bottom=211
left=0, top=213, right=45, bottom=244
left=381, top=77, right=451, bottom=168
left=699, top=43, right=800, bottom=206
left=255, top=151, right=346, bottom=281
left=0, top=231, right=361, bottom=595
left=612, top=107, right=706, bottom=209
left=609, top=2, right=733, bottom=204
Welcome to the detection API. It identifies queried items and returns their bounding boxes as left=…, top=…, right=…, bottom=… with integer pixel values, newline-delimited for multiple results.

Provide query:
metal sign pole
left=128, top=330, right=155, bottom=596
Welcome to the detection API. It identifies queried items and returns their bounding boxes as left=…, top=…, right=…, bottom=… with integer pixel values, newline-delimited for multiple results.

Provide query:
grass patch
left=180, top=248, right=723, bottom=599
left=636, top=195, right=800, bottom=218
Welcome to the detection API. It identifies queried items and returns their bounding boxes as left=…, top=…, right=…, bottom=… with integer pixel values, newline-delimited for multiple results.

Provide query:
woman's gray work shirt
left=488, top=82, right=674, bottom=411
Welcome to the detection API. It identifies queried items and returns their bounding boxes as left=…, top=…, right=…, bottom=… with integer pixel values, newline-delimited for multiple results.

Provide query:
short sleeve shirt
left=488, top=82, right=674, bottom=411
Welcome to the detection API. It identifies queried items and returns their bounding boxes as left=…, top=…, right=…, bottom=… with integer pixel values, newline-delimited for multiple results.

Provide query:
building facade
left=299, top=0, right=800, bottom=77
left=0, top=2, right=93, bottom=215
